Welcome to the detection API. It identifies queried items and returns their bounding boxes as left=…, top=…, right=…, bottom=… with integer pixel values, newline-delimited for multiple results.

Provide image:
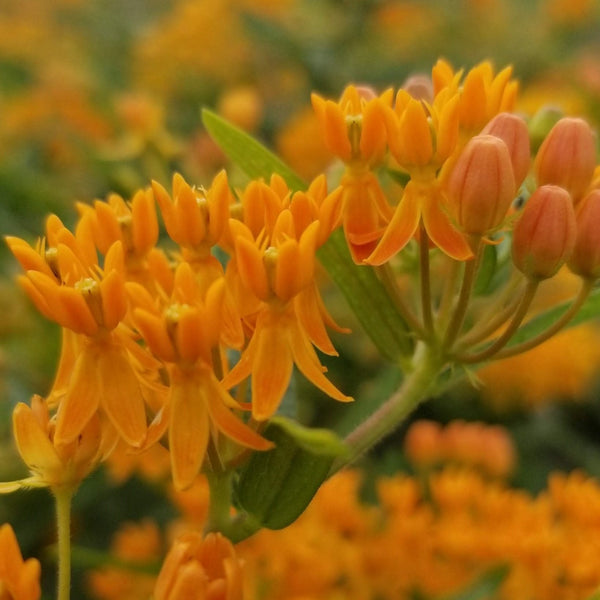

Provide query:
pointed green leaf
left=235, top=420, right=337, bottom=530
left=318, top=230, right=413, bottom=361
left=201, top=108, right=305, bottom=190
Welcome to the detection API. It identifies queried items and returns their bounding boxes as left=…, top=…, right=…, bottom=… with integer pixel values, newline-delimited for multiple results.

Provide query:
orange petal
left=169, top=373, right=210, bottom=490
left=250, top=314, right=294, bottom=421
left=133, top=308, right=176, bottom=363
left=12, top=402, right=62, bottom=478
left=55, top=344, right=101, bottom=445
left=294, top=286, right=339, bottom=356
left=365, top=181, right=421, bottom=265
left=100, top=268, right=127, bottom=330
left=233, top=235, right=270, bottom=301
left=289, top=321, right=352, bottom=403
left=422, top=189, right=473, bottom=261
left=98, top=343, right=147, bottom=448
left=131, top=188, right=159, bottom=254
left=205, top=372, right=273, bottom=450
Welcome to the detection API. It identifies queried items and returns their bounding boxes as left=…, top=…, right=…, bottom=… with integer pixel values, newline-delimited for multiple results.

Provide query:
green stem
left=442, top=239, right=482, bottom=350
left=331, top=342, right=442, bottom=472
left=54, top=486, right=74, bottom=600
left=455, top=279, right=538, bottom=364
left=492, top=278, right=594, bottom=360
left=205, top=470, right=234, bottom=536
left=454, top=275, right=524, bottom=350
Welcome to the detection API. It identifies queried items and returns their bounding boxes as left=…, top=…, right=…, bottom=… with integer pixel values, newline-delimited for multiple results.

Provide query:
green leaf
left=202, top=108, right=412, bottom=361
left=318, top=231, right=413, bottom=361
left=506, top=286, right=600, bottom=347
left=269, top=415, right=349, bottom=457
left=201, top=108, right=305, bottom=190
left=234, top=420, right=339, bottom=530
left=441, top=565, right=509, bottom=600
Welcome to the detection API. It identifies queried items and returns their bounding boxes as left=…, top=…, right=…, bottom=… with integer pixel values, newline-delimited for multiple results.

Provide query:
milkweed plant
left=3, top=59, right=600, bottom=600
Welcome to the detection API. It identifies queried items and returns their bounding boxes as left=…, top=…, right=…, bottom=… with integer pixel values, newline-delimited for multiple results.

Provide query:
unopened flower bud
left=568, top=189, right=600, bottom=280
left=482, top=112, right=531, bottom=186
left=401, top=74, right=433, bottom=102
left=512, top=185, right=576, bottom=280
left=446, top=134, right=516, bottom=236
left=534, top=117, right=597, bottom=201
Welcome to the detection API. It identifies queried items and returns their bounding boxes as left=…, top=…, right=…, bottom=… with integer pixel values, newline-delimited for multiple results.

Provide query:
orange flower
left=222, top=180, right=351, bottom=421
left=311, top=84, right=392, bottom=167
left=312, top=85, right=394, bottom=262
left=154, top=532, right=243, bottom=600
left=432, top=59, right=519, bottom=135
left=129, top=262, right=272, bottom=490
left=12, top=395, right=111, bottom=490
left=7, top=230, right=155, bottom=449
left=0, top=523, right=41, bottom=600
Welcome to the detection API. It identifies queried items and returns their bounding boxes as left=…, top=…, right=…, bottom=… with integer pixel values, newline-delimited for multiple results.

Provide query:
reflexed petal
left=205, top=372, right=273, bottom=450
left=48, top=329, right=82, bottom=408
left=289, top=321, right=352, bottom=403
left=422, top=189, right=473, bottom=261
left=55, top=344, right=101, bottom=445
left=169, top=374, right=210, bottom=491
left=12, top=403, right=62, bottom=478
left=251, top=317, right=294, bottom=420
left=365, top=182, right=421, bottom=266
left=98, top=343, right=147, bottom=448
left=294, top=286, right=340, bottom=356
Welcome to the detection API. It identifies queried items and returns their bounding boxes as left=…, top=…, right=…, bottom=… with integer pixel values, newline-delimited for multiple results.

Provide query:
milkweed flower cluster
left=6, top=170, right=352, bottom=492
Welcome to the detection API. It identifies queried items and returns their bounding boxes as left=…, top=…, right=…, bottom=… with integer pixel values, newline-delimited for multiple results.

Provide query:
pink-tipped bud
left=482, top=113, right=531, bottom=187
left=533, top=117, right=597, bottom=201
left=446, top=134, right=516, bottom=236
left=512, top=185, right=576, bottom=280
left=568, top=189, right=600, bottom=280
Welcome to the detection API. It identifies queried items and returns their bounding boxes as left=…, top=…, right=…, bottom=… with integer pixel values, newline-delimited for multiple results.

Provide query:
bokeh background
left=2, top=0, right=600, bottom=598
